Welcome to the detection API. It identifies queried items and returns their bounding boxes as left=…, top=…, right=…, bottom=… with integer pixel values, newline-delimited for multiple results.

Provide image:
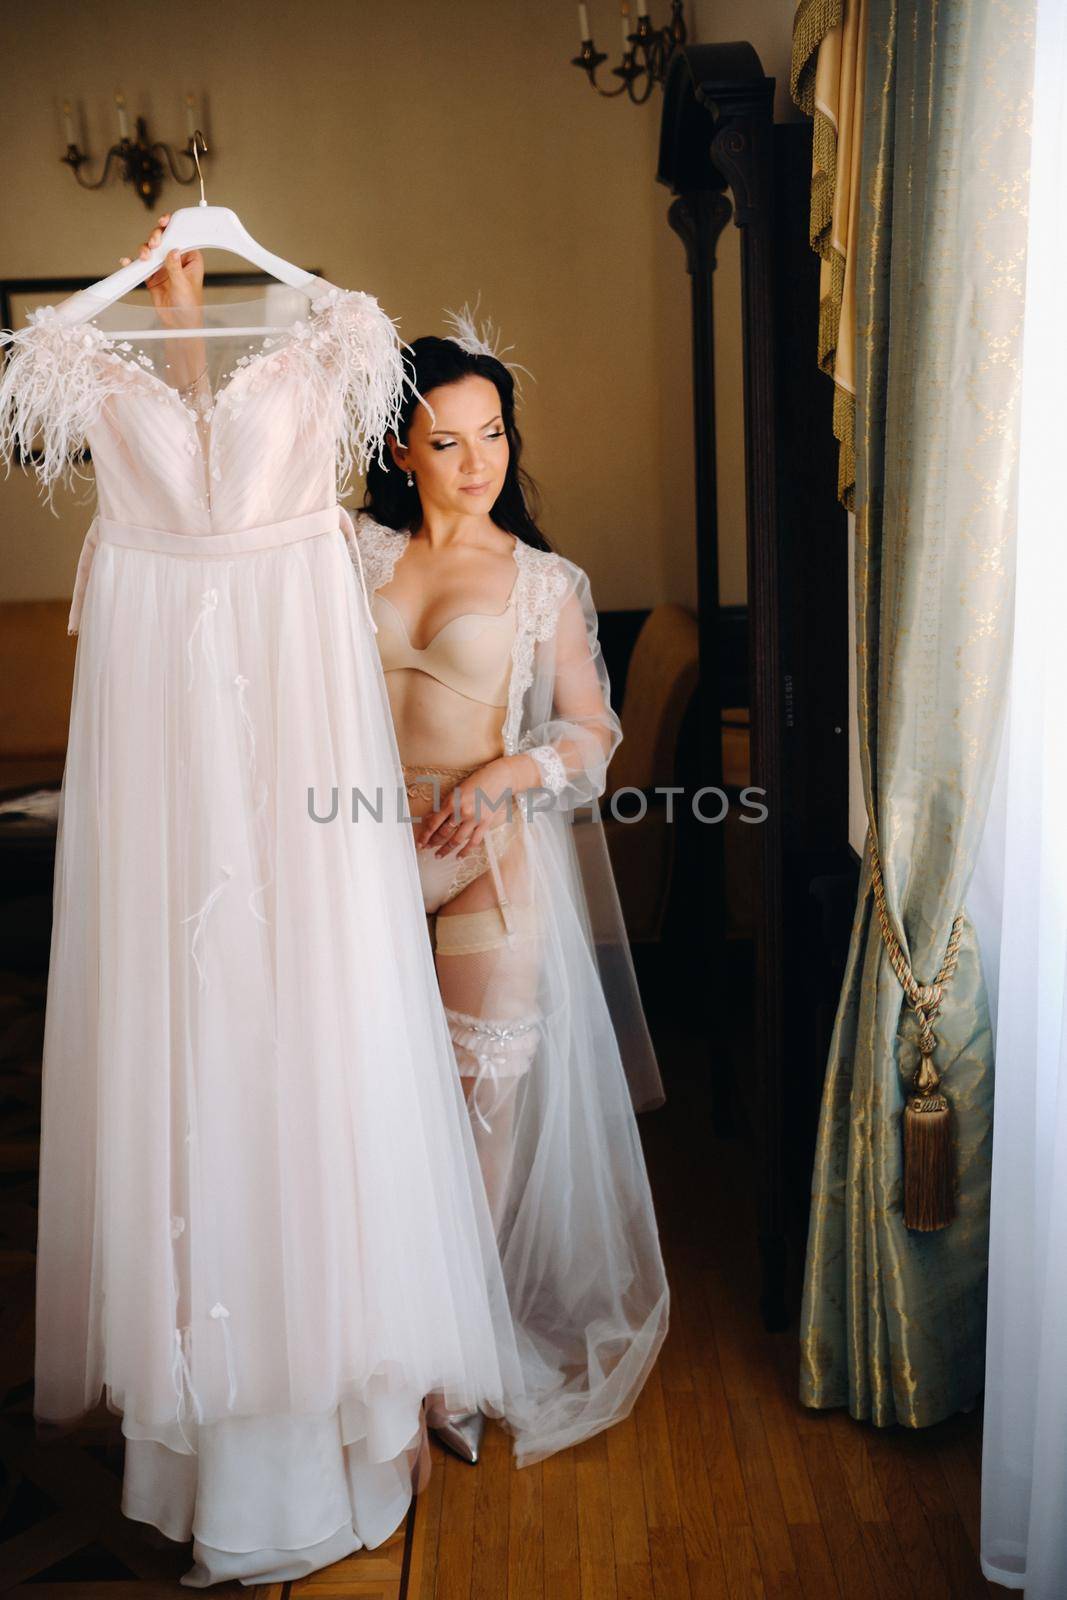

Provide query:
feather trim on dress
left=0, top=307, right=134, bottom=511
left=306, top=285, right=420, bottom=493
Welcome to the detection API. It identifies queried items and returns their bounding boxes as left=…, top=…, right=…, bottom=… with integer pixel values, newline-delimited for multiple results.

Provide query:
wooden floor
left=403, top=992, right=1004, bottom=1600
left=0, top=963, right=1008, bottom=1598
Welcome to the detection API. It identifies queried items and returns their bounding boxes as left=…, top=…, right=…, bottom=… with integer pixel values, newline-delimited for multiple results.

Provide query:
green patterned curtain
left=790, top=0, right=868, bottom=509
left=799, top=0, right=1035, bottom=1424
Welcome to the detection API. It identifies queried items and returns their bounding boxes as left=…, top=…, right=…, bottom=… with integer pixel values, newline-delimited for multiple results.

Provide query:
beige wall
left=0, top=0, right=793, bottom=614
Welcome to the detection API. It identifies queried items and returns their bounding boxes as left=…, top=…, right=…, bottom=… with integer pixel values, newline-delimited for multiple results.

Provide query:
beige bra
left=371, top=581, right=518, bottom=708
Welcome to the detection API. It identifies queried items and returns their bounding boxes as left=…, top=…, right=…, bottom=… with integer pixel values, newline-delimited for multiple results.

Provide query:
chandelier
left=60, top=93, right=210, bottom=210
left=571, top=2, right=687, bottom=103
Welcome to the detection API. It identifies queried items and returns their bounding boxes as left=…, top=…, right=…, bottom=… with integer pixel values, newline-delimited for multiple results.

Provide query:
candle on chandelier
left=115, top=91, right=129, bottom=140
left=578, top=3, right=590, bottom=39
left=62, top=99, right=75, bottom=145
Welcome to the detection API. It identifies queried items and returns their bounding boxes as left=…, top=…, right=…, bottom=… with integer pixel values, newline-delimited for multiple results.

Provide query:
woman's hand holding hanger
left=119, top=212, right=204, bottom=322
left=120, top=212, right=206, bottom=395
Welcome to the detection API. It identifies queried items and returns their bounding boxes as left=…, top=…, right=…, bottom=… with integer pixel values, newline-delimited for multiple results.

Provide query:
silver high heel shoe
left=425, top=1400, right=486, bottom=1464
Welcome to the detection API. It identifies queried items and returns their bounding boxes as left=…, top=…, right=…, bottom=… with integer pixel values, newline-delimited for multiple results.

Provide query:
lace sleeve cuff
left=526, top=744, right=568, bottom=797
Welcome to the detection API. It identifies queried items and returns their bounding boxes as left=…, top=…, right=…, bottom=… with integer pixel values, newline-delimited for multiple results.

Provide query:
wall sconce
left=60, top=93, right=210, bottom=210
left=571, top=1, right=687, bottom=102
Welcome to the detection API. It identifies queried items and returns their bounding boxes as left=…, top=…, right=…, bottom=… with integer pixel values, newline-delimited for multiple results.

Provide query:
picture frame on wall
left=0, top=269, right=322, bottom=470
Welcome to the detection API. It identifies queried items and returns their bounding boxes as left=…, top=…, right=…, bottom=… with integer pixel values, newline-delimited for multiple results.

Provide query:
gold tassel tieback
left=868, top=842, right=965, bottom=1232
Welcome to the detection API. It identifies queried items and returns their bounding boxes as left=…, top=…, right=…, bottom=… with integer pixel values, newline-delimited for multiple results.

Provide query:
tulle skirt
left=35, top=519, right=524, bottom=1583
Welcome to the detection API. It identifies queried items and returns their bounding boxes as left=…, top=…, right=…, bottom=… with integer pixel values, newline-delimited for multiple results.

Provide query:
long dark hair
left=362, top=336, right=552, bottom=552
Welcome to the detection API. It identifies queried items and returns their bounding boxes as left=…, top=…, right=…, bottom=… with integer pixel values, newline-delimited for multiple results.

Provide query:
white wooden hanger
left=53, top=134, right=323, bottom=337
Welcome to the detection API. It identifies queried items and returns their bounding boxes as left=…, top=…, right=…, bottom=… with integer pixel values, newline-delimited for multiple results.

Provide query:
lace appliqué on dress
left=0, top=289, right=413, bottom=512
left=195, top=289, right=413, bottom=498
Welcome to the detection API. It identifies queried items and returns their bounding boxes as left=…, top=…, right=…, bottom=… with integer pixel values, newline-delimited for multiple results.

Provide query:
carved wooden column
left=664, top=187, right=733, bottom=1141
left=658, top=42, right=787, bottom=1329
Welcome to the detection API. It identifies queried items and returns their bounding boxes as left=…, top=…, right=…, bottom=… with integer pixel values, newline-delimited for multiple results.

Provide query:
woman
left=348, top=314, right=670, bottom=1466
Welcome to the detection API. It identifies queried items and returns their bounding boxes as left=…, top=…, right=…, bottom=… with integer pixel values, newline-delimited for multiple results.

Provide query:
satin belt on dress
left=67, top=504, right=377, bottom=637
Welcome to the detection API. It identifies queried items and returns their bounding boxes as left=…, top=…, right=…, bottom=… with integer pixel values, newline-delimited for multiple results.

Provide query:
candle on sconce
left=185, top=93, right=197, bottom=139
left=63, top=99, right=75, bottom=145
left=578, top=3, right=590, bottom=39
left=115, top=91, right=129, bottom=140
left=621, top=3, right=632, bottom=50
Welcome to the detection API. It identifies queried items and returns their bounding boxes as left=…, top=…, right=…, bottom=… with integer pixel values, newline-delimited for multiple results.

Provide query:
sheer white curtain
left=972, top=0, right=1067, bottom=1590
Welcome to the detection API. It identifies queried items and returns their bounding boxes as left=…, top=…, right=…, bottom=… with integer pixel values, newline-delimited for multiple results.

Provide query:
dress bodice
left=0, top=278, right=408, bottom=533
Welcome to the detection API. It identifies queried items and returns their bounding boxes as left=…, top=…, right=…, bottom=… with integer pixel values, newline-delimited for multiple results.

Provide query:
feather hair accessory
left=441, top=295, right=536, bottom=405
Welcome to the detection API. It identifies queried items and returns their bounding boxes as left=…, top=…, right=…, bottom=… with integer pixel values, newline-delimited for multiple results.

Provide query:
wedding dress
left=0, top=281, right=533, bottom=1585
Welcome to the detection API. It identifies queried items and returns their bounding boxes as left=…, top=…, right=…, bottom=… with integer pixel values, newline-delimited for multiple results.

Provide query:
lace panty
left=403, top=762, right=526, bottom=952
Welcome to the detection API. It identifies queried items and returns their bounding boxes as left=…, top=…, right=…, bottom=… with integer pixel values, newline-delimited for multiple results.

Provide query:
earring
left=406, top=471, right=414, bottom=488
